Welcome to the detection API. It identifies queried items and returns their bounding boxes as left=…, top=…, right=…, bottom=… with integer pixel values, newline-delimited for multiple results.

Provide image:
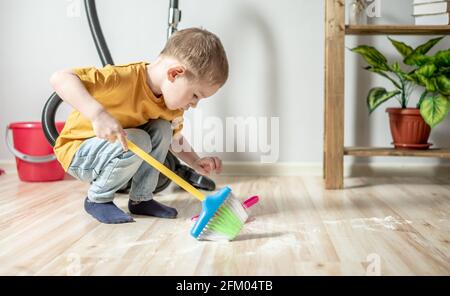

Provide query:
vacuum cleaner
left=41, top=0, right=215, bottom=193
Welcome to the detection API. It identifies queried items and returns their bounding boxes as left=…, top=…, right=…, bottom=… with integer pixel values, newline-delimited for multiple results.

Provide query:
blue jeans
left=67, top=119, right=172, bottom=203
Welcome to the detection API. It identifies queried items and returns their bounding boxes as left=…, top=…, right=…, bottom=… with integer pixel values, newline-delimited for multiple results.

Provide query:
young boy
left=50, top=28, right=227, bottom=224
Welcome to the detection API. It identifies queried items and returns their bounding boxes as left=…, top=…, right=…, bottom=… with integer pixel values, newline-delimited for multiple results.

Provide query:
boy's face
left=161, top=65, right=220, bottom=111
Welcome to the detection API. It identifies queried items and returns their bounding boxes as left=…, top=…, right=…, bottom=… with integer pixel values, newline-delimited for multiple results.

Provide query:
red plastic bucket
left=6, top=122, right=65, bottom=182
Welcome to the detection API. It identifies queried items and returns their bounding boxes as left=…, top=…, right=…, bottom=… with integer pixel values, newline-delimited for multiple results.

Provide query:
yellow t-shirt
left=54, top=62, right=184, bottom=171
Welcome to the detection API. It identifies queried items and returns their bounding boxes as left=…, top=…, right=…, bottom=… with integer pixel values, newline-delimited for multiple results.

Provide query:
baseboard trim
left=220, top=161, right=450, bottom=177
left=1, top=159, right=449, bottom=177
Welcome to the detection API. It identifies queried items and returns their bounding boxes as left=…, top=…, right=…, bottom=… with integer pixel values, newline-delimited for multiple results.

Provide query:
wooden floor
left=0, top=166, right=449, bottom=275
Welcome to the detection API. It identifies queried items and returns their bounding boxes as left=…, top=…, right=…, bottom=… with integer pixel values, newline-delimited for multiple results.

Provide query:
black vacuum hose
left=41, top=92, right=62, bottom=146
left=84, top=0, right=114, bottom=66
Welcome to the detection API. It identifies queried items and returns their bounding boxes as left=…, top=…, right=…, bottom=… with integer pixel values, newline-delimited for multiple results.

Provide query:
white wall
left=0, top=0, right=449, bottom=165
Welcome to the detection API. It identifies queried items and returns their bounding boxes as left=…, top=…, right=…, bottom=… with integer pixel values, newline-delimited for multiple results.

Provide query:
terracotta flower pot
left=386, top=108, right=432, bottom=150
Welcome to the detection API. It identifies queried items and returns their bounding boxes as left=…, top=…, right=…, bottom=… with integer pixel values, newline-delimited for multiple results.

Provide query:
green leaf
left=365, top=66, right=401, bottom=89
left=420, top=93, right=449, bottom=128
left=416, top=64, right=437, bottom=78
left=417, top=75, right=437, bottom=92
left=415, top=64, right=438, bottom=91
left=414, top=36, right=444, bottom=55
left=405, top=73, right=421, bottom=85
left=436, top=75, right=450, bottom=96
left=441, top=66, right=450, bottom=74
left=435, top=49, right=450, bottom=67
left=391, top=61, right=402, bottom=73
left=388, top=37, right=413, bottom=58
left=403, top=37, right=444, bottom=66
left=367, top=87, right=401, bottom=114
left=404, top=53, right=434, bottom=66
left=351, top=46, right=389, bottom=71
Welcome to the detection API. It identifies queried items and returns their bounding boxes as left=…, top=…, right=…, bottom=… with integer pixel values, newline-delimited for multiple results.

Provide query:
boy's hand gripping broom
left=127, top=139, right=248, bottom=241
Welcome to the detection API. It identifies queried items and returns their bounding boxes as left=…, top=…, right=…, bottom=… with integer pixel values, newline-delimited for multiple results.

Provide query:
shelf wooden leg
left=324, top=0, right=345, bottom=189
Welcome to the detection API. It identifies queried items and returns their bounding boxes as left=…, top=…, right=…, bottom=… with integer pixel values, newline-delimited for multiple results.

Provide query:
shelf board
left=344, top=147, right=450, bottom=158
left=345, top=25, right=450, bottom=35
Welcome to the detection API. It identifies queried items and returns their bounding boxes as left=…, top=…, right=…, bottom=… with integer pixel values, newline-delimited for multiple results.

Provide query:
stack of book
left=413, top=0, right=450, bottom=25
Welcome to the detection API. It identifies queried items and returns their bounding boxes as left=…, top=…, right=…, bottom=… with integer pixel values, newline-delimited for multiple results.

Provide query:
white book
left=414, top=1, right=450, bottom=15
left=415, top=12, right=450, bottom=24
left=414, top=0, right=443, bottom=4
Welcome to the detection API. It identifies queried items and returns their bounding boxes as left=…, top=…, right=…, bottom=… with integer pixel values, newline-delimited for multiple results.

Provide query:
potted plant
left=351, top=36, right=450, bottom=149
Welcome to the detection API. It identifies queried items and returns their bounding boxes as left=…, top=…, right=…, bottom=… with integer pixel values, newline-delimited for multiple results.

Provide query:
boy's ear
left=167, top=65, right=186, bottom=82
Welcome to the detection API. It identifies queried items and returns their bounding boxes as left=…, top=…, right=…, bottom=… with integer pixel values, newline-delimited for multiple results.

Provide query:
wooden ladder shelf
left=323, top=0, right=450, bottom=189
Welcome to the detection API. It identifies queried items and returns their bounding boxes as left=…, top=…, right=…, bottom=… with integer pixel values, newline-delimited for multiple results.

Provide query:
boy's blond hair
left=160, top=27, right=229, bottom=86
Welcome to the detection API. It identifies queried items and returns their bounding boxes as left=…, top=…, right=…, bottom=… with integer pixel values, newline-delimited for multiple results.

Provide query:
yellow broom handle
left=127, top=139, right=205, bottom=201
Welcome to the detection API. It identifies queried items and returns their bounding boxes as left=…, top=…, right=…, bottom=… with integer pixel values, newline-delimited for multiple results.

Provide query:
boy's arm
left=170, top=135, right=222, bottom=176
left=50, top=69, right=128, bottom=150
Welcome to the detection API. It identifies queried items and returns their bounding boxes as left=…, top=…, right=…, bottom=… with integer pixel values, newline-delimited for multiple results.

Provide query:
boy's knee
left=126, top=128, right=152, bottom=152
left=152, top=119, right=172, bottom=148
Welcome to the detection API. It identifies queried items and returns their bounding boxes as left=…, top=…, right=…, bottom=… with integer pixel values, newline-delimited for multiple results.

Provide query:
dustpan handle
left=127, top=139, right=205, bottom=201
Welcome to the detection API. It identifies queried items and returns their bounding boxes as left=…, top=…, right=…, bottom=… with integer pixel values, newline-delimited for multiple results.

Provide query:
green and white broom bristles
left=199, top=195, right=248, bottom=241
